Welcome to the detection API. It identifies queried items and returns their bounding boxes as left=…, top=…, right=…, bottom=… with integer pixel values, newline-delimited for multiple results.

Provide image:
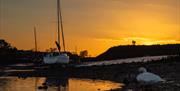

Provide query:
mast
left=34, top=27, right=37, bottom=52
left=34, top=27, right=38, bottom=91
left=57, top=0, right=61, bottom=51
left=58, top=0, right=66, bottom=52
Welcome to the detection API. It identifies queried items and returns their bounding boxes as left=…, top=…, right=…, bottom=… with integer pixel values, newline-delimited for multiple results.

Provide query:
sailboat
left=43, top=0, right=69, bottom=64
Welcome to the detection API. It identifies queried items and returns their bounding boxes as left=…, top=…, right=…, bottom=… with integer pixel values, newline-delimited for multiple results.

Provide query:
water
left=0, top=77, right=123, bottom=91
left=78, top=55, right=170, bottom=67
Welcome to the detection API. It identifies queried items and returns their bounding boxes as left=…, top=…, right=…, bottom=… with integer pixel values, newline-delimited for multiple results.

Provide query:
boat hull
left=43, top=54, right=69, bottom=64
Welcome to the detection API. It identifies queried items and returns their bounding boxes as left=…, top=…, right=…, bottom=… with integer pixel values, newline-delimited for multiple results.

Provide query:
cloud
left=123, top=37, right=150, bottom=41
left=93, top=38, right=121, bottom=42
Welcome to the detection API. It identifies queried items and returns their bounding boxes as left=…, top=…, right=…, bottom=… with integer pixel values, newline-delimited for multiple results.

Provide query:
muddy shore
left=70, top=56, right=180, bottom=91
left=1, top=56, right=180, bottom=91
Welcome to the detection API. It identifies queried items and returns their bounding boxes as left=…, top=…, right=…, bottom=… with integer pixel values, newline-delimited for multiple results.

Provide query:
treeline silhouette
left=96, top=44, right=180, bottom=61
left=0, top=39, right=45, bottom=65
left=0, top=39, right=80, bottom=65
left=0, top=39, right=19, bottom=64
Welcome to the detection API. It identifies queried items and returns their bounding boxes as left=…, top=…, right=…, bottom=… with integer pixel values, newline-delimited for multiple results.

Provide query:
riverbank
left=0, top=56, right=179, bottom=91
left=70, top=56, right=180, bottom=91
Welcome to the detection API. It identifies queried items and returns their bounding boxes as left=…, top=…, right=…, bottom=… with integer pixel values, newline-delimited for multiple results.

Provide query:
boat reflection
left=38, top=76, right=123, bottom=91
left=38, top=76, right=68, bottom=91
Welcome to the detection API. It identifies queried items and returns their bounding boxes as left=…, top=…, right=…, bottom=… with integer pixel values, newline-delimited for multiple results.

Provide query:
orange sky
left=0, top=0, right=180, bottom=56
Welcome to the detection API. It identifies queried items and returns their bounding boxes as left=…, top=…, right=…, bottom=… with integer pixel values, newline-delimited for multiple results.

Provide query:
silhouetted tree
left=0, top=39, right=10, bottom=48
left=0, top=39, right=17, bottom=51
left=0, top=39, right=18, bottom=64
left=45, top=48, right=57, bottom=52
left=80, top=50, right=88, bottom=58
left=132, top=40, right=136, bottom=46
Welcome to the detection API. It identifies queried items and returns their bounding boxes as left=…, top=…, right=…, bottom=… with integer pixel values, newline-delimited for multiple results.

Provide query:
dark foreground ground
left=70, top=56, right=180, bottom=91
left=0, top=56, right=180, bottom=91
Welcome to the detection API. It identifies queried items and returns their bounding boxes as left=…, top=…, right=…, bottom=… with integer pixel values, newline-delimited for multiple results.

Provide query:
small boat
left=43, top=53, right=69, bottom=64
left=43, top=0, right=69, bottom=64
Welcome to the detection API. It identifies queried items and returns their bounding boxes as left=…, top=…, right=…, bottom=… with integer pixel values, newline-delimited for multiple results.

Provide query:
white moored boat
left=43, top=53, right=69, bottom=64
left=43, top=0, right=69, bottom=64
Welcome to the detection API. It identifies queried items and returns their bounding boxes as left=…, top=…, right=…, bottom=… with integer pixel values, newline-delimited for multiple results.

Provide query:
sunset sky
left=0, top=0, right=180, bottom=56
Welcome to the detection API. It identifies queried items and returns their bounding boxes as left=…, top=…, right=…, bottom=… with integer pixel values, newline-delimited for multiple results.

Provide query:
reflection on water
left=0, top=77, right=123, bottom=91
left=69, top=79, right=123, bottom=91
left=0, top=77, right=41, bottom=91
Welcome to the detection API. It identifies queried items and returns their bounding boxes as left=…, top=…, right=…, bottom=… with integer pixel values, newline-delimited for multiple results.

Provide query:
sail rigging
left=57, top=0, right=61, bottom=51
left=57, top=0, right=66, bottom=52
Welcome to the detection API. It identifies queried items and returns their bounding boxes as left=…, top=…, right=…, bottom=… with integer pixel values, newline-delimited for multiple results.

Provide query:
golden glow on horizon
left=1, top=0, right=180, bottom=56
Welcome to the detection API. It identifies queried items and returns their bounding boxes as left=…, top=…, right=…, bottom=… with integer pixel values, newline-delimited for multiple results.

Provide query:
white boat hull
left=43, top=53, right=69, bottom=64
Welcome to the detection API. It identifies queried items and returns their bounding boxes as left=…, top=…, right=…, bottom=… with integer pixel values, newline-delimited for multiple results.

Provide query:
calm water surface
left=0, top=77, right=123, bottom=91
